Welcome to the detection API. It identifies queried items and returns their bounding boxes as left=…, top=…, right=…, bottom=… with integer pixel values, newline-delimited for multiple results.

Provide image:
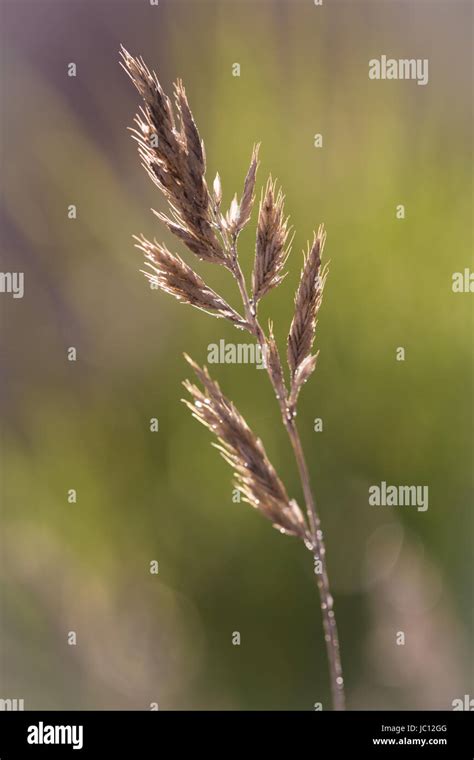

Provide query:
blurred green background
left=0, top=0, right=472, bottom=709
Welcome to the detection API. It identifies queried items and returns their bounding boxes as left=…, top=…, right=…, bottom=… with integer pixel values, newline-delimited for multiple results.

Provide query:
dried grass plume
left=122, top=46, right=345, bottom=711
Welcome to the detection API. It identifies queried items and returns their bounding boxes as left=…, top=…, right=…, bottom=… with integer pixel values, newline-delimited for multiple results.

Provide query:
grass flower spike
left=122, top=45, right=345, bottom=710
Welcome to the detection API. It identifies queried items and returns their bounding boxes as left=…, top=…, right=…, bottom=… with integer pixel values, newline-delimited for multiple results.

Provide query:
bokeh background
left=0, top=0, right=472, bottom=710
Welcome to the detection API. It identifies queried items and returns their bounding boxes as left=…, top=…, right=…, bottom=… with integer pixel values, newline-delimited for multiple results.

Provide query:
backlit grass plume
left=183, top=356, right=310, bottom=541
left=121, top=45, right=345, bottom=711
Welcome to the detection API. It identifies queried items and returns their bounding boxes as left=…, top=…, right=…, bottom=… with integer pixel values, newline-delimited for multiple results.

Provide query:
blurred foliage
left=1, top=0, right=472, bottom=709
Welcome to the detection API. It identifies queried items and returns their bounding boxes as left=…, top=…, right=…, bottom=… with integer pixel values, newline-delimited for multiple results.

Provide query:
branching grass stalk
left=222, top=228, right=345, bottom=711
left=121, top=46, right=345, bottom=710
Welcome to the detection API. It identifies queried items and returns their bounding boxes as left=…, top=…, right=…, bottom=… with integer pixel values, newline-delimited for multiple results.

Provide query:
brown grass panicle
left=287, top=226, right=328, bottom=380
left=120, top=46, right=224, bottom=266
left=252, top=177, right=291, bottom=304
left=182, top=355, right=310, bottom=543
left=135, top=235, right=248, bottom=328
left=122, top=46, right=345, bottom=711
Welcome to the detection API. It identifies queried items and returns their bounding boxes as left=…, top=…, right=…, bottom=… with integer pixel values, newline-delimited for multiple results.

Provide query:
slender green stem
left=285, top=419, right=345, bottom=711
left=225, top=230, right=345, bottom=711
